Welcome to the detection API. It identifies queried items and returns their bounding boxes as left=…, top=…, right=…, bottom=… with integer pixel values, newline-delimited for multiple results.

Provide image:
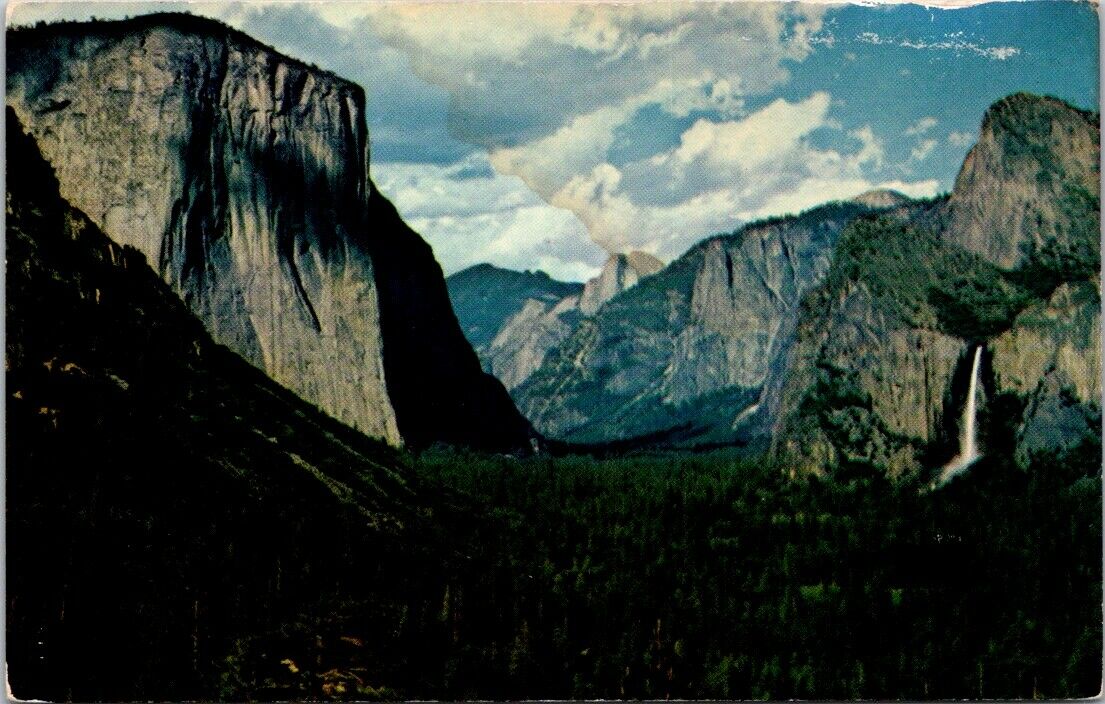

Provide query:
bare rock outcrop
left=578, top=252, right=663, bottom=315
left=990, top=281, right=1101, bottom=403
left=774, top=93, right=1100, bottom=475
left=450, top=253, right=662, bottom=394
left=487, top=296, right=583, bottom=391
left=940, top=93, right=1099, bottom=268
left=8, top=16, right=398, bottom=441
left=773, top=277, right=967, bottom=476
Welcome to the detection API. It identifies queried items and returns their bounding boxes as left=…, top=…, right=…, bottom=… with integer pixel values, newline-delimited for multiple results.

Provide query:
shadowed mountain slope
left=450, top=253, right=663, bottom=393
left=447, top=263, right=583, bottom=356
left=365, top=194, right=536, bottom=449
left=5, top=108, right=443, bottom=701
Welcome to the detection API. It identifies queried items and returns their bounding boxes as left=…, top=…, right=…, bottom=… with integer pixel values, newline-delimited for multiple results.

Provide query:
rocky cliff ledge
left=8, top=14, right=532, bottom=451
left=486, top=251, right=662, bottom=391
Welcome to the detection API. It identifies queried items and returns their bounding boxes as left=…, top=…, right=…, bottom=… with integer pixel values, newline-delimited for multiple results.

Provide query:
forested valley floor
left=216, top=435, right=1101, bottom=701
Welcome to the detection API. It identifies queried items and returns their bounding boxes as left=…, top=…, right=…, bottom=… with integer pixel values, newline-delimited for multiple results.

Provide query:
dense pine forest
left=213, top=434, right=1101, bottom=701
left=401, top=442, right=1100, bottom=700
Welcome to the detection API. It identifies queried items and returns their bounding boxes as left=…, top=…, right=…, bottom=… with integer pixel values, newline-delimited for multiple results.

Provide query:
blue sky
left=9, top=1, right=1100, bottom=281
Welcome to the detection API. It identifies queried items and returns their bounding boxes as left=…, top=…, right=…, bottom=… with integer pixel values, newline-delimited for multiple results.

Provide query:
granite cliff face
left=775, top=94, right=1100, bottom=474
left=940, top=93, right=1100, bottom=268
left=490, top=252, right=662, bottom=390
left=446, top=263, right=582, bottom=366
left=7, top=15, right=398, bottom=442
left=578, top=252, right=663, bottom=315
left=990, top=281, right=1101, bottom=403
left=7, top=14, right=532, bottom=451
left=486, top=295, right=585, bottom=391
left=771, top=218, right=972, bottom=476
left=991, top=281, right=1101, bottom=463
left=515, top=199, right=897, bottom=446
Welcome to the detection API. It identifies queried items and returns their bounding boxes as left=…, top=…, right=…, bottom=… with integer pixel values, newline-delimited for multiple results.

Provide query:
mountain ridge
left=447, top=263, right=583, bottom=357
left=449, top=251, right=665, bottom=393
left=940, top=91, right=1100, bottom=269
left=481, top=92, right=1100, bottom=464
left=513, top=197, right=907, bottom=446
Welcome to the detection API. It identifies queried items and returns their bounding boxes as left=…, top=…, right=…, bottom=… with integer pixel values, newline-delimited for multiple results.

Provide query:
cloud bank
left=13, top=1, right=1095, bottom=280
left=373, top=155, right=606, bottom=282
left=343, top=2, right=939, bottom=260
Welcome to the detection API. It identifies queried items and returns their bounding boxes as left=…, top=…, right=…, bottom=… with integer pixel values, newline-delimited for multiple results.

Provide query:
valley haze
left=4, top=2, right=1102, bottom=702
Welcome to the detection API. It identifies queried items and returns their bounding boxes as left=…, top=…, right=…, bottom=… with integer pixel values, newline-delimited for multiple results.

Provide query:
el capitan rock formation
left=7, top=13, right=532, bottom=451
left=6, top=108, right=429, bottom=699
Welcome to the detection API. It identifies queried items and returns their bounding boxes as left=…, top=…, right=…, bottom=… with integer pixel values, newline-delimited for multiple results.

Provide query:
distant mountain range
left=448, top=251, right=662, bottom=391
left=456, top=96, right=1099, bottom=468
left=447, top=263, right=584, bottom=360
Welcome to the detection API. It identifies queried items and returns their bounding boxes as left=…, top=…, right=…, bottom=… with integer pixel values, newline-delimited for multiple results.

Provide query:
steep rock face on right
left=990, top=281, right=1102, bottom=464
left=775, top=93, right=1100, bottom=476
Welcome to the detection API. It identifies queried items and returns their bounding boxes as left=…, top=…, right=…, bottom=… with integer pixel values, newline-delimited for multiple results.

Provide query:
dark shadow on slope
left=363, top=187, right=536, bottom=453
left=4, top=107, right=452, bottom=701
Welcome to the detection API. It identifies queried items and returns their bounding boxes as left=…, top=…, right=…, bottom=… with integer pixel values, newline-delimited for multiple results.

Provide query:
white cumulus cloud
left=905, top=116, right=938, bottom=136
left=948, top=130, right=976, bottom=147
left=373, top=155, right=606, bottom=282
left=353, top=4, right=946, bottom=264
left=533, top=93, right=934, bottom=259
left=4, top=1, right=958, bottom=277
left=910, top=139, right=938, bottom=161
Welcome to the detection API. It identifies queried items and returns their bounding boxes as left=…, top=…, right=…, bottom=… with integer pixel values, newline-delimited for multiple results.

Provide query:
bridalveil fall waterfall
left=941, top=346, right=984, bottom=482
